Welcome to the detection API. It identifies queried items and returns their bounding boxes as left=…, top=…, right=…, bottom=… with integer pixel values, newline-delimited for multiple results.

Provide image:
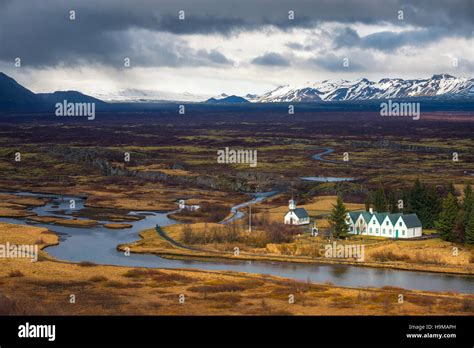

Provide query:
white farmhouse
left=346, top=208, right=422, bottom=239
left=178, top=199, right=200, bottom=211
left=284, top=199, right=310, bottom=225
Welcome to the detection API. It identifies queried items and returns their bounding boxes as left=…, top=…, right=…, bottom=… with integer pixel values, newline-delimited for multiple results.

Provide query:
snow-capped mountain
left=211, top=93, right=229, bottom=100
left=244, top=93, right=259, bottom=102
left=254, top=74, right=473, bottom=102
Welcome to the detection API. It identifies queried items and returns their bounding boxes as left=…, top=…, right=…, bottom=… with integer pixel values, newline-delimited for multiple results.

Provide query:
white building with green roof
left=346, top=208, right=422, bottom=239
left=284, top=199, right=310, bottom=225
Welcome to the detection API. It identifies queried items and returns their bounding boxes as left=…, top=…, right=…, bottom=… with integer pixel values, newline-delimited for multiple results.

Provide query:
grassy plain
left=0, top=111, right=473, bottom=315
left=1, top=222, right=473, bottom=316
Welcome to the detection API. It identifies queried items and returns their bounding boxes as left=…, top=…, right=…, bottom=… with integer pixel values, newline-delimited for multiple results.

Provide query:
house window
left=373, top=220, right=376, bottom=224
left=376, top=228, right=379, bottom=233
left=402, top=230, right=405, bottom=236
left=399, top=222, right=402, bottom=226
left=386, top=221, right=389, bottom=225
left=389, top=229, right=392, bottom=233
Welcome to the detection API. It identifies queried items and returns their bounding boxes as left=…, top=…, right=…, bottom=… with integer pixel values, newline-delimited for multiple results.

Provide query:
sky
left=0, top=0, right=473, bottom=100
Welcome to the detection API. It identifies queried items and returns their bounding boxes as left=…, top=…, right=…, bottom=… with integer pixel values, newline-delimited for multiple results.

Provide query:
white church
left=346, top=208, right=422, bottom=239
left=284, top=199, right=310, bottom=225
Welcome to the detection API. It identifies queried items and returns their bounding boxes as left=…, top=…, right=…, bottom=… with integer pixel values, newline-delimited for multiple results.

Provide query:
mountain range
left=0, top=72, right=472, bottom=112
left=236, top=74, right=474, bottom=103
left=0, top=72, right=106, bottom=111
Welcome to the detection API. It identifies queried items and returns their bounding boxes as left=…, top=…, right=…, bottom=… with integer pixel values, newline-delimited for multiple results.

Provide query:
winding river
left=1, top=191, right=473, bottom=294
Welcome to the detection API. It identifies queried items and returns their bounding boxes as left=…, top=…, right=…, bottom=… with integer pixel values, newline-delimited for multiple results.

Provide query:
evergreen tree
left=447, top=182, right=457, bottom=196
left=400, top=192, right=409, bottom=213
left=329, top=196, right=349, bottom=239
left=435, top=193, right=459, bottom=241
left=465, top=207, right=474, bottom=245
left=463, top=183, right=473, bottom=225
left=387, top=191, right=398, bottom=213
left=407, top=179, right=440, bottom=228
left=407, top=179, right=424, bottom=214
left=451, top=210, right=466, bottom=244
left=364, top=194, right=371, bottom=212
left=422, top=185, right=442, bottom=228
left=372, top=188, right=387, bottom=212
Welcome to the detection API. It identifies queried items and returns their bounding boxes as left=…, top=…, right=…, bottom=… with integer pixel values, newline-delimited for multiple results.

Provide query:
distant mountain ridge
left=0, top=72, right=38, bottom=109
left=37, top=91, right=106, bottom=105
left=205, top=95, right=250, bottom=104
left=253, top=74, right=474, bottom=103
left=0, top=72, right=473, bottom=113
left=0, top=72, right=107, bottom=111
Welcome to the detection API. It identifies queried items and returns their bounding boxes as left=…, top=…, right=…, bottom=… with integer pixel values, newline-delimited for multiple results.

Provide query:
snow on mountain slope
left=255, top=74, right=473, bottom=102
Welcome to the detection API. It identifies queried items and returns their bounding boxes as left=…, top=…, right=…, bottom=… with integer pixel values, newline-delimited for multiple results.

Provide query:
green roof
left=401, top=214, right=422, bottom=228
left=360, top=212, right=372, bottom=223
left=347, top=211, right=422, bottom=228
left=388, top=213, right=403, bottom=225
left=293, top=208, right=309, bottom=219
left=373, top=213, right=387, bottom=224
left=348, top=211, right=362, bottom=223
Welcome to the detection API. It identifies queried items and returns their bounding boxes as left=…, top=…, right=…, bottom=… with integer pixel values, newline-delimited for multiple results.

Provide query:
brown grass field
left=0, top=112, right=473, bottom=315
left=1, top=222, right=473, bottom=316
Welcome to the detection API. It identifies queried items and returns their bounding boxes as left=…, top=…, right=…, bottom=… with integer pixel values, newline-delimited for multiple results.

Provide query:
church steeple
left=289, top=198, right=296, bottom=210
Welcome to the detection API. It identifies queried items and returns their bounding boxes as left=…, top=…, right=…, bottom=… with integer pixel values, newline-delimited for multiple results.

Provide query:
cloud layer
left=0, top=0, right=472, bottom=96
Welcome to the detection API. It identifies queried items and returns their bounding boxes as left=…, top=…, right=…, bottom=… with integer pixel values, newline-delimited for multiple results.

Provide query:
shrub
left=207, top=293, right=242, bottom=304
left=122, top=269, right=160, bottom=278
left=461, top=298, right=474, bottom=312
left=175, top=202, right=229, bottom=223
left=188, top=283, right=245, bottom=293
left=35, top=238, right=45, bottom=245
left=78, top=261, right=97, bottom=267
left=8, top=270, right=24, bottom=278
left=179, top=220, right=299, bottom=247
left=0, top=294, right=18, bottom=314
left=413, top=252, right=443, bottom=265
left=371, top=250, right=409, bottom=262
left=152, top=272, right=191, bottom=283
left=89, top=276, right=108, bottom=282
left=469, top=254, right=474, bottom=263
left=103, top=280, right=128, bottom=288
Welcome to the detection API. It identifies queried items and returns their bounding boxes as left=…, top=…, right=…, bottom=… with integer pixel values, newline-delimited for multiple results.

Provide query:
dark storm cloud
left=197, top=49, right=233, bottom=65
left=252, top=53, right=291, bottom=67
left=0, top=0, right=472, bottom=68
left=333, top=27, right=451, bottom=51
left=308, top=53, right=368, bottom=72
left=333, top=28, right=361, bottom=48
